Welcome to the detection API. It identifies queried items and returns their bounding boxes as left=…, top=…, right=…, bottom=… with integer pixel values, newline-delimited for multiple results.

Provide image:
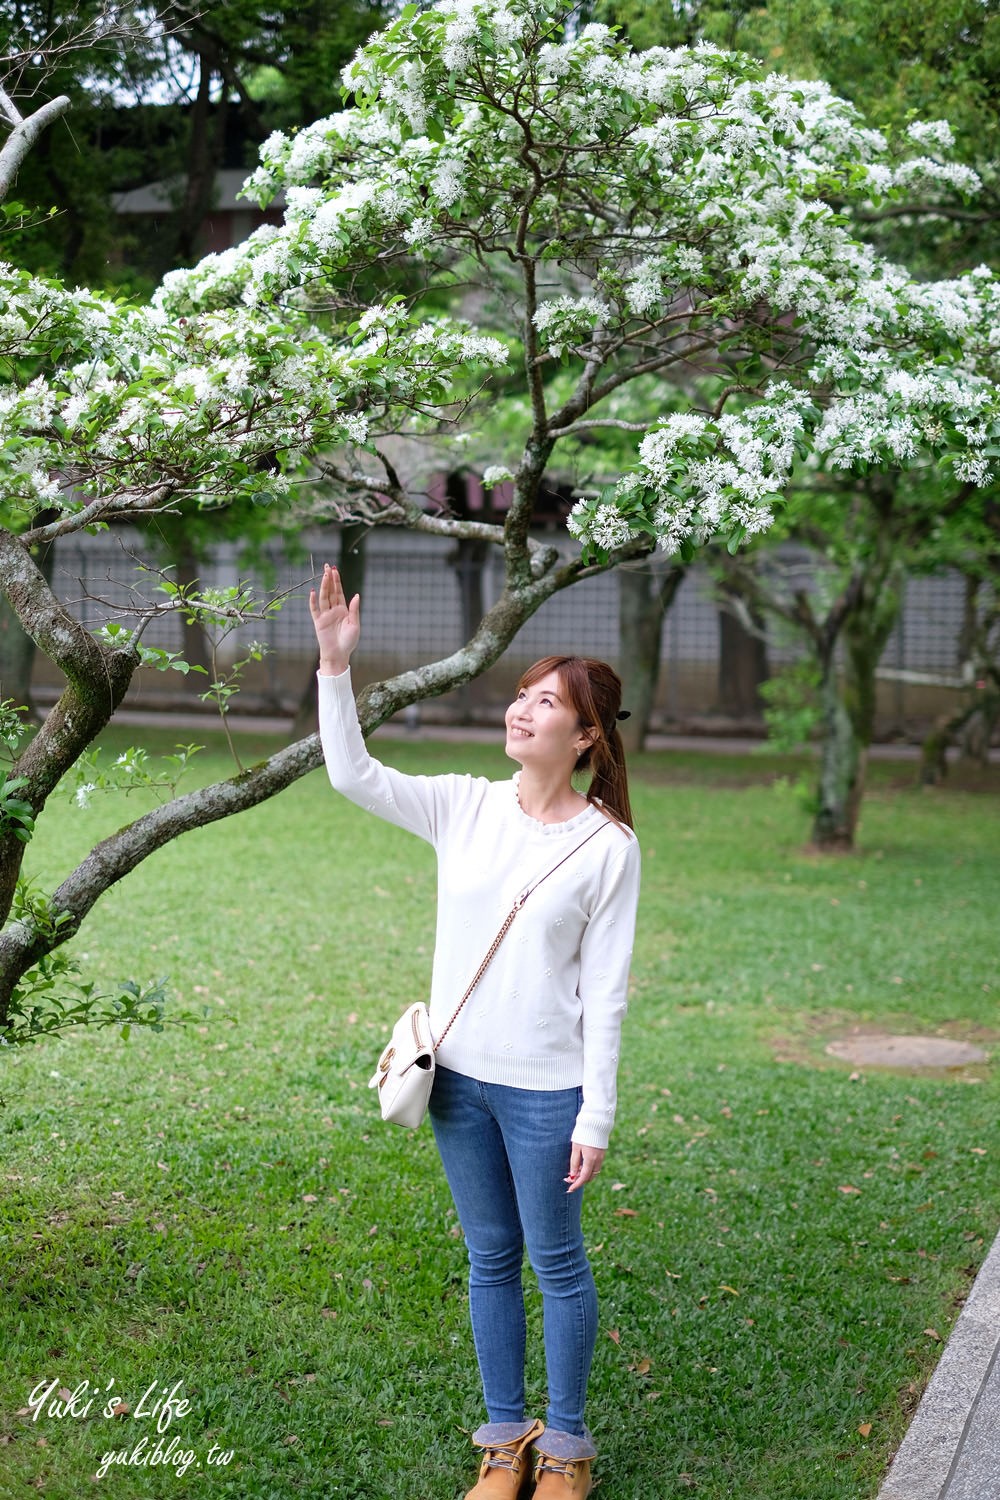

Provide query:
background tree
left=919, top=501, right=1000, bottom=781
left=0, top=1, right=394, bottom=283
left=722, top=467, right=995, bottom=846
left=714, top=548, right=768, bottom=720
left=2, top=0, right=999, bottom=1041
left=616, top=555, right=686, bottom=753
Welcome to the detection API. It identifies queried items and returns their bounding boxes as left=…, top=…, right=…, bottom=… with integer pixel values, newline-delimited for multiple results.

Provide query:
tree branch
left=547, top=416, right=656, bottom=439
left=586, top=335, right=723, bottom=407
left=313, top=460, right=559, bottom=577
left=851, top=202, right=999, bottom=226
left=18, top=483, right=179, bottom=546
left=0, top=92, right=72, bottom=201
left=718, top=589, right=771, bottom=645
left=719, top=556, right=819, bottom=643
left=0, top=534, right=140, bottom=929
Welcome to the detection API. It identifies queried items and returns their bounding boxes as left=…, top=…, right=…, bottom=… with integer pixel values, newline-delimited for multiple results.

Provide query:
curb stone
left=877, top=1230, right=1000, bottom=1500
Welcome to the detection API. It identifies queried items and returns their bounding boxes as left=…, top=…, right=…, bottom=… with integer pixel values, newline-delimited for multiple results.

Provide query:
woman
left=310, top=564, right=641, bottom=1500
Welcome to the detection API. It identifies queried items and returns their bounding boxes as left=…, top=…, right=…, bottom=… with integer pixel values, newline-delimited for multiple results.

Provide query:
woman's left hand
left=565, top=1142, right=606, bottom=1193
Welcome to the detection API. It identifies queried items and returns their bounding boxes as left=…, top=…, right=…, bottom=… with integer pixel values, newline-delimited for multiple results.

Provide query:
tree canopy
left=158, top=3, right=1000, bottom=562
left=596, top=0, right=1000, bottom=274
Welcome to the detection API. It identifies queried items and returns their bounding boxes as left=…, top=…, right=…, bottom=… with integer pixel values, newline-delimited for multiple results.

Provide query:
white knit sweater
left=318, top=670, right=641, bottom=1148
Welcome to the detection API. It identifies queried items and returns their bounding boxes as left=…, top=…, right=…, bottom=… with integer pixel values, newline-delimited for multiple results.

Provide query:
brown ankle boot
left=465, top=1419, right=544, bottom=1500
left=532, top=1430, right=596, bottom=1499
left=533, top=1455, right=593, bottom=1498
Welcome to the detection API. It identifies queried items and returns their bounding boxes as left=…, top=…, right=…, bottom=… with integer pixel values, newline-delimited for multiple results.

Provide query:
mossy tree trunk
left=811, top=550, right=903, bottom=850
left=0, top=518, right=59, bottom=716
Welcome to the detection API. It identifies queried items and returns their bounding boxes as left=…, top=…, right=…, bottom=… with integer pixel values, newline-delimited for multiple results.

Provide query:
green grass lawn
left=1, top=726, right=997, bottom=1499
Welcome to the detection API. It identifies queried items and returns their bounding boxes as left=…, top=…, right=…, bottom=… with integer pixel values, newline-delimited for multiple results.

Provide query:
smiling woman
left=308, top=565, right=641, bottom=1500
left=508, top=657, right=635, bottom=833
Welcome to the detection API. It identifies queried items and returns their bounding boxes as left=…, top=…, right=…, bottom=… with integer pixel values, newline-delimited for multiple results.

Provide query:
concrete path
left=878, top=1231, right=1000, bottom=1500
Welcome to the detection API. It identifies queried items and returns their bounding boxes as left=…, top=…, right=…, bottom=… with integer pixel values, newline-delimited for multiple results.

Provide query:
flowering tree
left=2, top=0, right=1000, bottom=1038
left=594, top=0, right=1000, bottom=276
left=587, top=0, right=1000, bottom=775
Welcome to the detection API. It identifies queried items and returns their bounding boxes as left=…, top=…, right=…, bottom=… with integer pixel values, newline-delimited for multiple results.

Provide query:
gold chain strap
left=432, top=820, right=611, bottom=1054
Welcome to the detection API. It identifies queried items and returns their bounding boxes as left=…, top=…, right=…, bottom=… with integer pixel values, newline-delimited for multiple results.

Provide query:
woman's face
left=504, top=671, right=592, bottom=772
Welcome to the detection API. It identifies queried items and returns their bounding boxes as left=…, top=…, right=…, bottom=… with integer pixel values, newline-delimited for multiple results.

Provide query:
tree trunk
left=0, top=519, right=59, bottom=716
left=959, top=699, right=997, bottom=765
left=172, top=536, right=214, bottom=680
left=450, top=536, right=489, bottom=643
left=812, top=645, right=865, bottom=849
left=175, top=46, right=224, bottom=265
left=811, top=559, right=903, bottom=849
left=920, top=715, right=953, bottom=786
left=449, top=536, right=491, bottom=718
left=919, top=691, right=997, bottom=784
left=616, top=560, right=685, bottom=752
left=956, top=575, right=995, bottom=765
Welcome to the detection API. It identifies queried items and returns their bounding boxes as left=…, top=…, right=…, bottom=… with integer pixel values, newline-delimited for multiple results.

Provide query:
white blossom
left=906, top=119, right=955, bottom=151
left=954, top=454, right=993, bottom=485
left=284, top=186, right=323, bottom=219
left=674, top=246, right=704, bottom=278
left=358, top=305, right=393, bottom=333
left=532, top=296, right=610, bottom=337
left=337, top=413, right=370, bottom=444
left=404, top=217, right=435, bottom=247
left=431, top=158, right=465, bottom=208
left=3, top=0, right=999, bottom=575
left=892, top=157, right=980, bottom=195
left=624, top=261, right=664, bottom=316
left=590, top=504, right=636, bottom=550
left=458, top=334, right=508, bottom=365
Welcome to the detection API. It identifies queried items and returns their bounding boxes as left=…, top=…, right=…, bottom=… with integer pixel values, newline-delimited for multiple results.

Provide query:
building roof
left=114, top=168, right=285, bottom=214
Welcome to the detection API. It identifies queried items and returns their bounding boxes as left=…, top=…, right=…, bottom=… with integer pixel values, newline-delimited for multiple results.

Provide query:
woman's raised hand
left=309, top=564, right=361, bottom=676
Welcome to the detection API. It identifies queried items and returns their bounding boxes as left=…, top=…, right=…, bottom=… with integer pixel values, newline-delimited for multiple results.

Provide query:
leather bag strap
left=433, top=818, right=611, bottom=1052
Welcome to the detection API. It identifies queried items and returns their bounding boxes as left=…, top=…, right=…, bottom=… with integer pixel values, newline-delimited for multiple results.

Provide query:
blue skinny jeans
left=429, top=1065, right=598, bottom=1437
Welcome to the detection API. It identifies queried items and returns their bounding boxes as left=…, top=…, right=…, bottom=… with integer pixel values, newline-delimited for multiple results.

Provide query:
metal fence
left=39, top=527, right=978, bottom=735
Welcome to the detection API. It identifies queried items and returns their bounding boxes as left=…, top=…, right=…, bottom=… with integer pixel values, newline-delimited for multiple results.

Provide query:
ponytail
left=580, top=721, right=634, bottom=832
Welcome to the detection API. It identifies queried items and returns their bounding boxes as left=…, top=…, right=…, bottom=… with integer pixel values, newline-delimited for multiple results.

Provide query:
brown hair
left=516, top=655, right=635, bottom=832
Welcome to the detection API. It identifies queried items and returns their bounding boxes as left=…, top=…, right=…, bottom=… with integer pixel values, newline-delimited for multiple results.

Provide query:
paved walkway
left=878, top=1231, right=1000, bottom=1500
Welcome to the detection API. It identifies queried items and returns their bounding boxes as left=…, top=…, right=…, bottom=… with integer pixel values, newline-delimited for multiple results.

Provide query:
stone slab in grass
left=825, top=1034, right=989, bottom=1069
